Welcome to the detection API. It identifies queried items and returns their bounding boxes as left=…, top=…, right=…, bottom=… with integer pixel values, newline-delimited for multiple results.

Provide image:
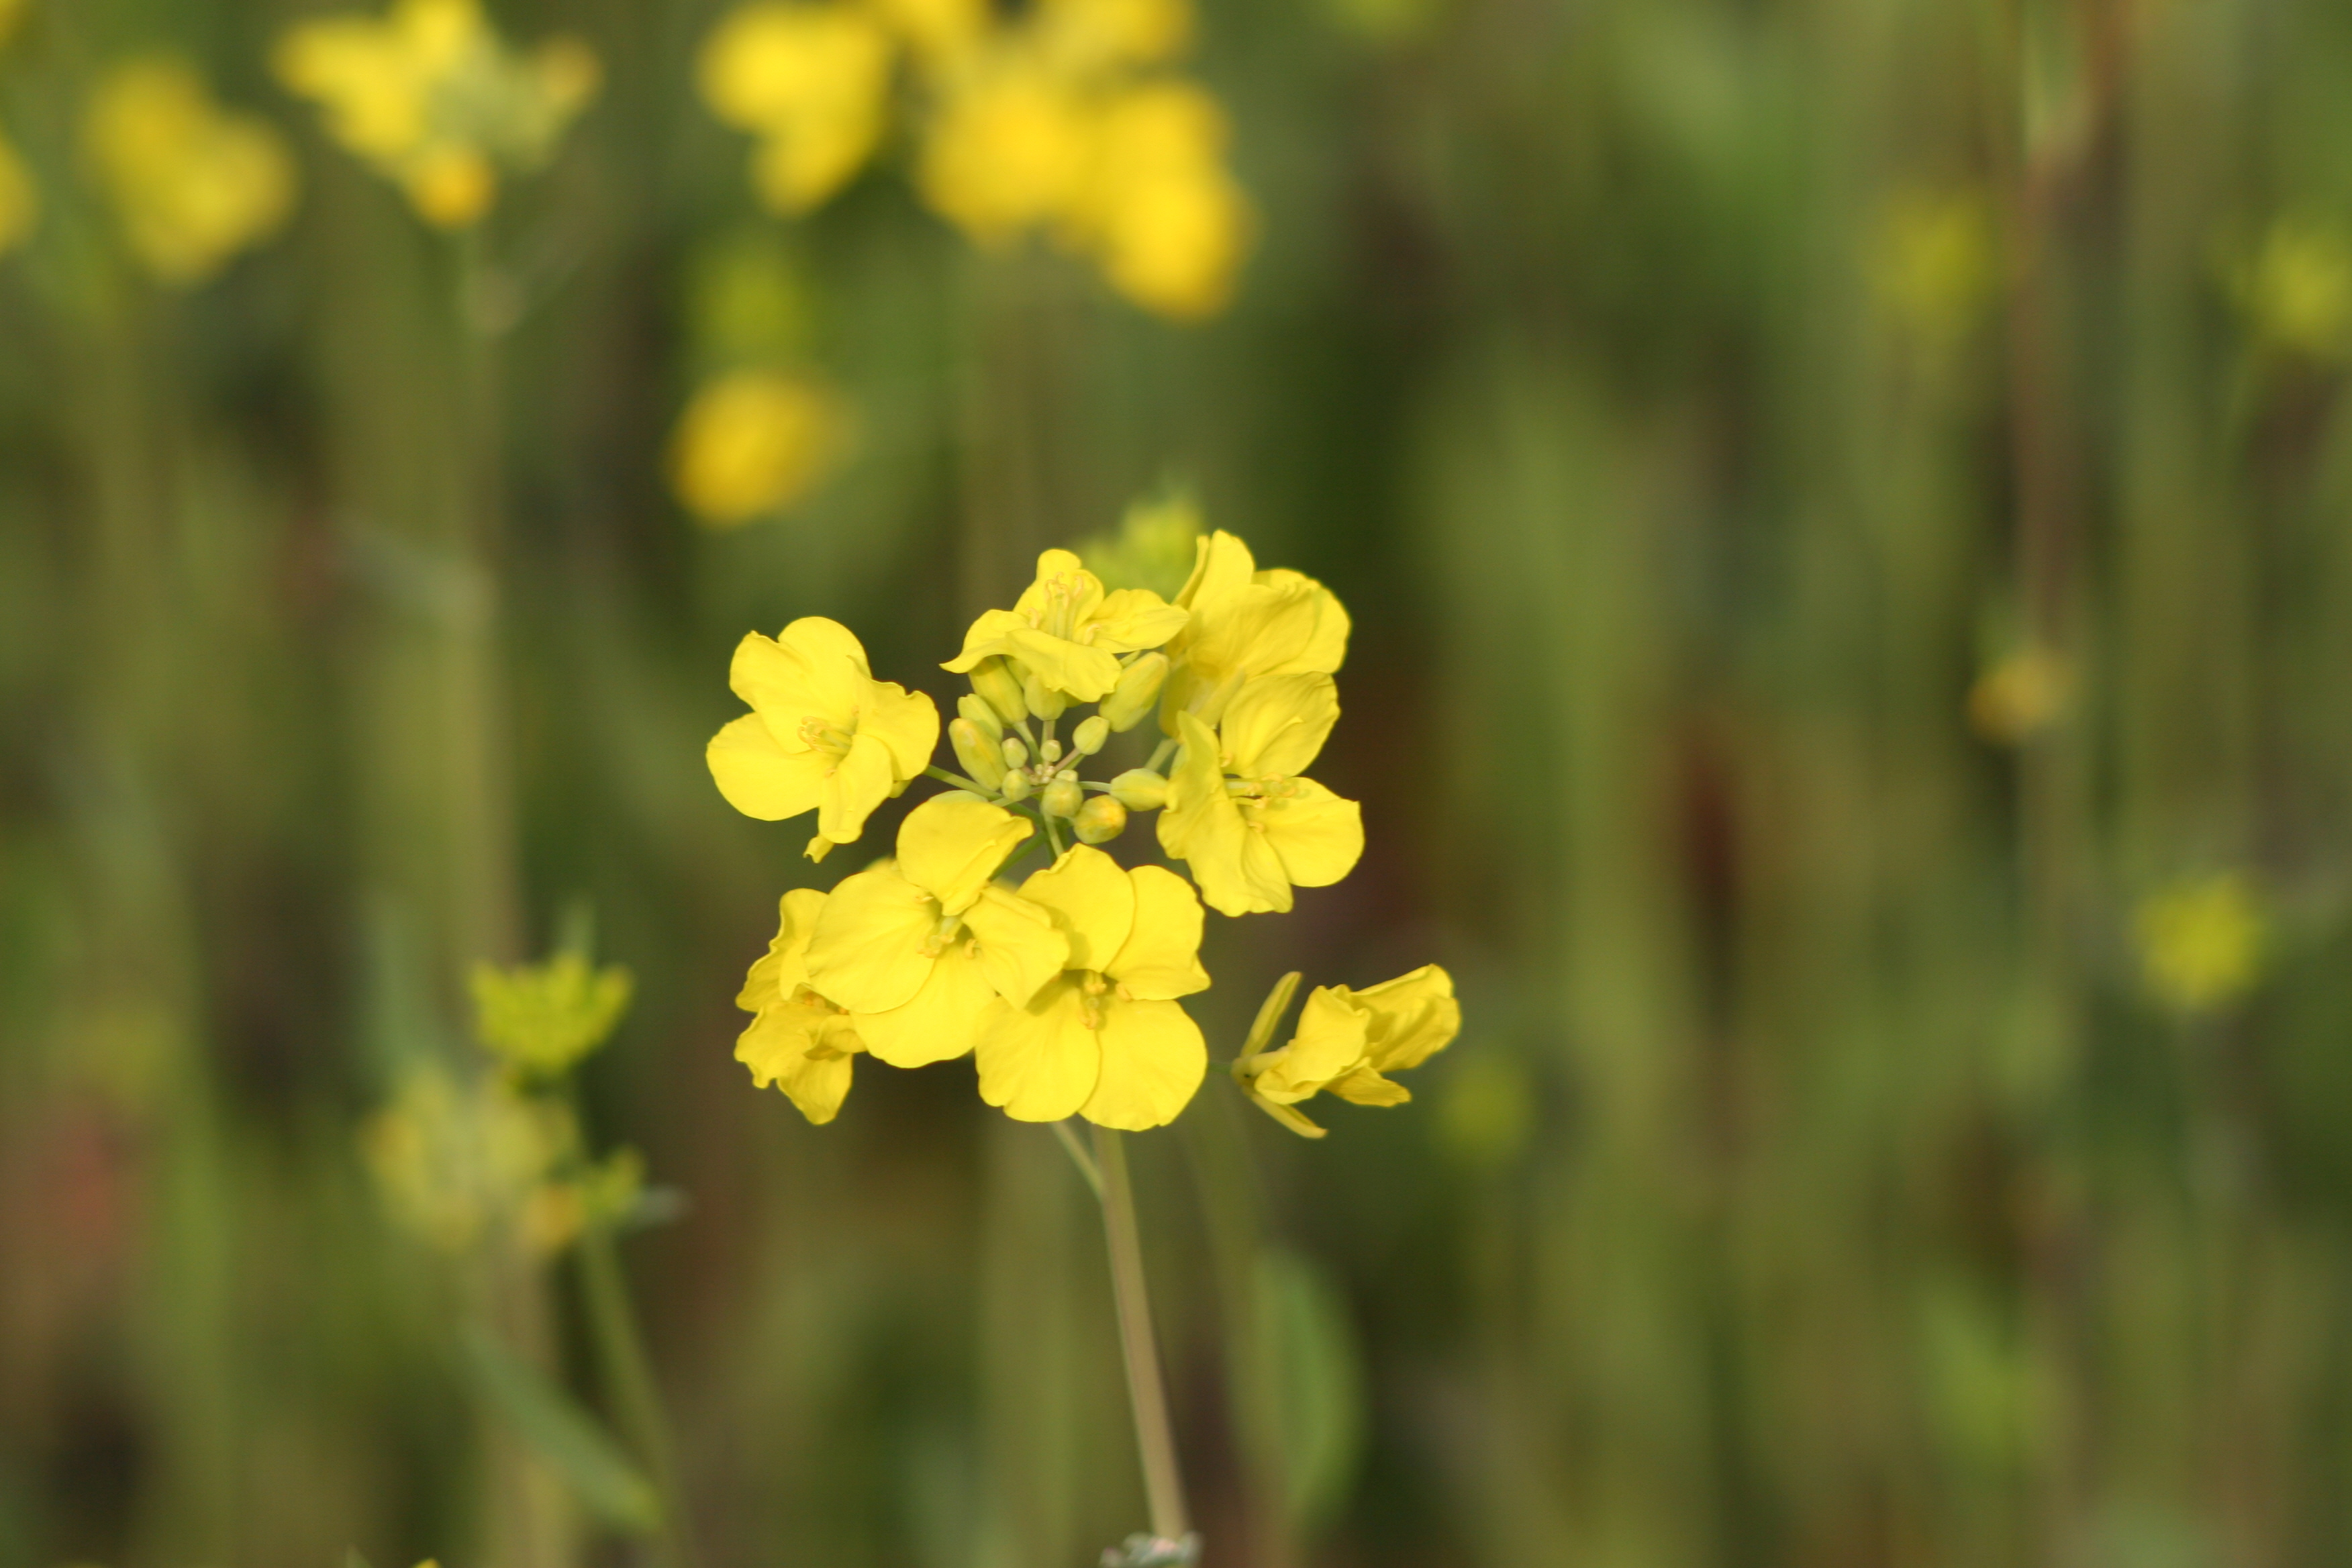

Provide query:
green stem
left=1146, top=738, right=1178, bottom=775
left=924, top=764, right=992, bottom=793
left=1044, top=812, right=1067, bottom=856
left=577, top=1220, right=699, bottom=1568
left=1052, top=1119, right=1104, bottom=1197
left=1091, top=1126, right=1193, bottom=1548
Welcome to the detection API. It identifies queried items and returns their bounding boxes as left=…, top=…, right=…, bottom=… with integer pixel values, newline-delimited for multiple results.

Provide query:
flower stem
left=924, top=764, right=991, bottom=793
left=577, top=1218, right=699, bottom=1567
left=1090, top=1126, right=1193, bottom=1548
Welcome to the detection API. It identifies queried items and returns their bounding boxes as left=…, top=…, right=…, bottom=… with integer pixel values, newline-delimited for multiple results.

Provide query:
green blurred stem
left=577, top=1218, right=698, bottom=1568
left=925, top=765, right=991, bottom=793
left=1044, top=813, right=1068, bottom=856
left=1053, top=1120, right=1106, bottom=1197
left=1147, top=739, right=1179, bottom=775
left=1091, top=1126, right=1193, bottom=1547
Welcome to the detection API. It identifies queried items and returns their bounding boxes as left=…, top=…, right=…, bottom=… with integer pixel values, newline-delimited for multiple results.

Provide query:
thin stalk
left=1044, top=812, right=1067, bottom=856
left=1052, top=1119, right=1105, bottom=1197
left=577, top=1220, right=699, bottom=1568
left=1090, top=1126, right=1192, bottom=1548
left=1146, top=738, right=1178, bottom=775
left=925, top=764, right=993, bottom=793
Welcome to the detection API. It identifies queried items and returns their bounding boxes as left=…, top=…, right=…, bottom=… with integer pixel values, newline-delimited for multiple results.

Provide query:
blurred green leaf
left=1252, top=1247, right=1365, bottom=1534
left=462, top=1327, right=663, bottom=1534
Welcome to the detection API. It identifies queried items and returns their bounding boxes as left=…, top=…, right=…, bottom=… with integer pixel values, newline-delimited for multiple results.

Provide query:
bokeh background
left=7, top=0, right=2352, bottom=1563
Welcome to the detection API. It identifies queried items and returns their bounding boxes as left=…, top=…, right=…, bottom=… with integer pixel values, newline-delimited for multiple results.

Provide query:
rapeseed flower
left=1159, top=529, right=1349, bottom=729
left=804, top=794, right=1068, bottom=1065
left=697, top=2, right=893, bottom=214
left=1238, top=965, right=1459, bottom=1137
left=2137, top=873, right=2265, bottom=1014
left=364, top=1063, right=590, bottom=1255
left=670, top=368, right=848, bottom=526
left=736, top=887, right=865, bottom=1123
left=942, top=546, right=1189, bottom=704
left=975, top=845, right=1210, bottom=1128
left=273, top=0, right=598, bottom=229
left=706, top=616, right=940, bottom=859
left=1158, top=675, right=1362, bottom=916
left=83, top=57, right=295, bottom=285
left=469, top=950, right=632, bottom=1079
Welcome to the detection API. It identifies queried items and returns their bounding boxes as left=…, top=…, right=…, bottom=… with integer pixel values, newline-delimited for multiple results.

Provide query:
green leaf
left=462, top=1328, right=663, bottom=1534
left=1253, top=1247, right=1367, bottom=1534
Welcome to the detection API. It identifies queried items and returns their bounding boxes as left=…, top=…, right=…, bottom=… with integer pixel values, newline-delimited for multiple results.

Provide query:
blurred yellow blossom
left=2234, top=220, right=2352, bottom=358
left=0, top=0, right=21, bottom=46
left=671, top=369, right=848, bottom=526
left=469, top=949, right=632, bottom=1079
left=364, top=1063, right=590, bottom=1255
left=274, top=0, right=598, bottom=229
left=1078, top=492, right=1204, bottom=598
left=705, top=616, right=940, bottom=859
left=736, top=887, right=865, bottom=1123
left=2137, top=873, right=2265, bottom=1014
left=1068, top=80, right=1248, bottom=319
left=698, top=3, right=893, bottom=214
left=1239, top=965, right=1459, bottom=1137
left=1967, top=647, right=2071, bottom=746
left=0, top=130, right=33, bottom=255
left=83, top=57, right=295, bottom=285
left=1869, top=188, right=1996, bottom=344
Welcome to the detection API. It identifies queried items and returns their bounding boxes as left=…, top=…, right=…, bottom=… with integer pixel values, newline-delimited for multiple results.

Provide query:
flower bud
left=1040, top=777, right=1083, bottom=820
left=969, top=657, right=1026, bottom=730
left=957, top=692, right=1003, bottom=739
left=999, top=769, right=1032, bottom=803
left=1073, top=795, right=1128, bottom=844
left=1071, top=714, right=1110, bottom=756
left=1109, top=768, right=1167, bottom=812
left=949, top=718, right=1006, bottom=790
left=1101, top=652, right=1167, bottom=732
left=1039, top=736, right=1064, bottom=765
left=1001, top=734, right=1029, bottom=769
left=1023, top=669, right=1068, bottom=722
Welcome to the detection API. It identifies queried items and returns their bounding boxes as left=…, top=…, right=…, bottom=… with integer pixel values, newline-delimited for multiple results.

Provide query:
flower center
left=797, top=716, right=855, bottom=756
left=919, top=912, right=965, bottom=959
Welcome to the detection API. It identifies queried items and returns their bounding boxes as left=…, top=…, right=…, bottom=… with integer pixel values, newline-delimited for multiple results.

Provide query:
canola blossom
left=696, top=0, right=1251, bottom=320
left=274, top=0, right=598, bottom=229
left=669, top=367, right=849, bottom=526
left=83, top=58, right=297, bottom=285
left=715, top=516, right=1457, bottom=1134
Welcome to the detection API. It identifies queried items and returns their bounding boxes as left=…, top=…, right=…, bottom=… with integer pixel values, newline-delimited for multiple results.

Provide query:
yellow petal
left=815, top=729, right=897, bottom=846
left=859, top=681, right=940, bottom=781
left=854, top=940, right=996, bottom=1067
left=1346, top=964, right=1460, bottom=1073
left=736, top=886, right=830, bottom=1010
left=1250, top=985, right=1368, bottom=1103
left=1260, top=779, right=1362, bottom=890
left=1000, top=626, right=1124, bottom=701
left=1255, top=569, right=1349, bottom=675
left=1324, top=1067, right=1410, bottom=1107
left=1106, top=865, right=1208, bottom=1000
left=1155, top=709, right=1227, bottom=857
left=1080, top=997, right=1205, bottom=1130
left=975, top=980, right=1099, bottom=1122
left=897, top=793, right=1032, bottom=914
left=1010, top=548, right=1104, bottom=624
left=1173, top=528, right=1256, bottom=615
left=804, top=863, right=940, bottom=1012
left=1160, top=714, right=1289, bottom=916
left=731, top=618, right=871, bottom=735
left=708, top=712, right=834, bottom=821
left=736, top=992, right=861, bottom=1124
left=1220, top=672, right=1338, bottom=780
left=962, top=884, right=1073, bottom=1008
left=1018, top=845, right=1136, bottom=972
left=1090, top=588, right=1190, bottom=652
left=940, top=607, right=1029, bottom=673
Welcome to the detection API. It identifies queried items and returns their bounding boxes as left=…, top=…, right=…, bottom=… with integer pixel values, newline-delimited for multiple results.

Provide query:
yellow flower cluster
left=274, top=0, right=598, bottom=229
left=697, top=0, right=1251, bottom=320
left=669, top=368, right=850, bottom=527
left=84, top=57, right=296, bottom=285
left=712, top=522, right=1457, bottom=1132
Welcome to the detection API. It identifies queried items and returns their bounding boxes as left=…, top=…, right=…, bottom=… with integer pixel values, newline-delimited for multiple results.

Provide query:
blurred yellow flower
left=0, top=129, right=34, bottom=255
left=274, top=0, right=598, bottom=229
left=0, top=0, right=21, bottom=46
left=470, top=949, right=632, bottom=1079
left=975, top=844, right=1210, bottom=1128
left=942, top=546, right=1189, bottom=705
left=698, top=3, right=893, bottom=214
left=804, top=794, right=1068, bottom=1065
left=2137, top=873, right=2265, bottom=1014
left=1240, top=965, right=1459, bottom=1137
left=1869, top=187, right=1996, bottom=343
left=705, top=616, right=940, bottom=859
left=670, top=368, right=849, bottom=526
left=1159, top=677, right=1362, bottom=917
left=2235, top=220, right=2352, bottom=358
left=1967, top=647, right=2071, bottom=746
left=1160, top=528, right=1349, bottom=728
left=736, top=887, right=865, bottom=1123
left=1068, top=80, right=1247, bottom=320
left=364, top=1063, right=590, bottom=1255
left=1077, top=491, right=1203, bottom=598
left=83, top=58, right=295, bottom=285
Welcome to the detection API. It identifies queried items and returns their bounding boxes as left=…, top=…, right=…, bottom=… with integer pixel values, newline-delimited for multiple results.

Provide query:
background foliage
left=6, top=0, right=2352, bottom=1564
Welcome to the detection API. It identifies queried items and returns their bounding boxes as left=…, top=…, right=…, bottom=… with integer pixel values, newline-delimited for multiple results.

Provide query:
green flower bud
left=957, top=692, right=1003, bottom=739
left=1001, top=734, right=1029, bottom=769
left=1040, top=776, right=1083, bottom=820
left=949, top=718, right=1006, bottom=790
left=1071, top=714, right=1110, bottom=756
left=1101, top=652, right=1168, bottom=732
left=999, top=770, right=1033, bottom=803
left=969, top=657, right=1026, bottom=730
left=1109, top=768, right=1168, bottom=812
left=1023, top=669, right=1068, bottom=722
left=1073, top=795, right=1128, bottom=844
left=1039, top=736, right=1064, bottom=765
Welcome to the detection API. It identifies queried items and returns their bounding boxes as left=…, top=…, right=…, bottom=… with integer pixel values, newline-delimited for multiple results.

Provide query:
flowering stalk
left=1092, top=1126, right=1195, bottom=1559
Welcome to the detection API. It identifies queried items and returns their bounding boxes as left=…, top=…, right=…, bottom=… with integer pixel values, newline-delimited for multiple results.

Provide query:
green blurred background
left=7, top=0, right=2352, bottom=1563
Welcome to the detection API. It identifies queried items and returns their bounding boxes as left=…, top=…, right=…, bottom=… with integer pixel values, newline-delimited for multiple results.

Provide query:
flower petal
left=1106, top=865, right=1208, bottom=999
left=975, top=979, right=1099, bottom=1122
left=1081, top=997, right=1206, bottom=1130
left=961, top=885, right=1071, bottom=1008
left=941, top=607, right=1030, bottom=673
left=853, top=940, right=997, bottom=1067
left=1250, top=985, right=1367, bottom=1103
left=1091, top=589, right=1190, bottom=652
left=859, top=680, right=940, bottom=781
left=709, top=712, right=834, bottom=821
left=897, top=793, right=1032, bottom=914
left=1346, top=964, right=1461, bottom=1073
left=1173, top=528, right=1256, bottom=616
left=1018, top=845, right=1136, bottom=972
left=732, top=618, right=871, bottom=734
left=736, top=887, right=830, bottom=1010
left=1324, top=1067, right=1410, bottom=1106
left=805, top=863, right=939, bottom=1013
left=1002, top=626, right=1123, bottom=701
left=736, top=995, right=861, bottom=1124
left=816, top=729, right=897, bottom=846
left=1254, top=569, right=1349, bottom=675
left=1261, top=778, right=1362, bottom=890
left=1220, top=672, right=1338, bottom=780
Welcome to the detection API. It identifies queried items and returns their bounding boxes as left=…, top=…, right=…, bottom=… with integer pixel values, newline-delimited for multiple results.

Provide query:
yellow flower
left=2137, top=873, right=2265, bottom=1014
left=942, top=546, right=1189, bottom=703
left=1157, top=677, right=1361, bottom=916
left=469, top=950, right=632, bottom=1079
left=0, top=128, right=34, bottom=255
left=83, top=57, right=296, bottom=285
left=363, top=1062, right=586, bottom=1255
left=1069, top=80, right=1247, bottom=320
left=1032, top=0, right=1191, bottom=75
left=0, top=0, right=21, bottom=45
left=274, top=0, right=599, bottom=229
left=1240, top=965, right=1459, bottom=1137
left=1967, top=648, right=2071, bottom=746
left=697, top=3, right=893, bottom=215
left=2235, top=220, right=2352, bottom=359
left=670, top=369, right=849, bottom=526
left=736, top=887, right=864, bottom=1123
left=917, top=60, right=1094, bottom=242
left=707, top=616, right=940, bottom=859
left=1868, top=187, right=1994, bottom=345
left=803, top=794, right=1069, bottom=1066
left=975, top=844, right=1209, bottom=1128
left=1160, top=529, right=1349, bottom=729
